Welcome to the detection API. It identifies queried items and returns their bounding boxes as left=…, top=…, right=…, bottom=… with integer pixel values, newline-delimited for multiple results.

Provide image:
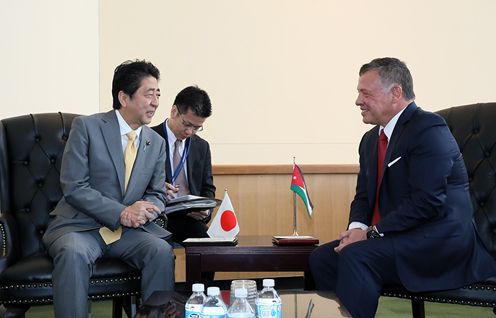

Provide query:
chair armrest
left=0, top=213, right=20, bottom=272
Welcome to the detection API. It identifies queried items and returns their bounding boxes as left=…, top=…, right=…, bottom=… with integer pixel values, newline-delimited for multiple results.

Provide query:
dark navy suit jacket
left=350, top=102, right=495, bottom=292
left=151, top=122, right=216, bottom=223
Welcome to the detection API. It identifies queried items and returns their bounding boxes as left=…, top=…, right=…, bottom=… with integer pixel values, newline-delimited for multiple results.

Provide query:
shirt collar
left=380, top=106, right=407, bottom=140
left=115, top=109, right=142, bottom=139
left=165, top=119, right=188, bottom=148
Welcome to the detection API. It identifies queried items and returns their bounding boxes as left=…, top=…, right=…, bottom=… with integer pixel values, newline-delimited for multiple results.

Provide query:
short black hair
left=112, top=60, right=160, bottom=109
left=174, top=86, right=212, bottom=118
left=359, top=57, right=415, bottom=101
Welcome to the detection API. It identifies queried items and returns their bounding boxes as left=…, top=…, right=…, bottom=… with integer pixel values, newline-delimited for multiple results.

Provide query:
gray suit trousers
left=48, top=229, right=174, bottom=318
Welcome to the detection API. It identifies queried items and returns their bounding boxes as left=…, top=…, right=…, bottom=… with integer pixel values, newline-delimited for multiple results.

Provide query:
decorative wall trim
left=213, top=164, right=359, bottom=175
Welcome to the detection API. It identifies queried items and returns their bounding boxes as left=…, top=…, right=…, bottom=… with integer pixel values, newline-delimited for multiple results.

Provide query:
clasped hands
left=334, top=228, right=367, bottom=253
left=120, top=200, right=160, bottom=228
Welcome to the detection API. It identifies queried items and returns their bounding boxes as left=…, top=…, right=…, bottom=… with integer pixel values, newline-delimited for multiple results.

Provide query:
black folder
left=164, top=195, right=221, bottom=215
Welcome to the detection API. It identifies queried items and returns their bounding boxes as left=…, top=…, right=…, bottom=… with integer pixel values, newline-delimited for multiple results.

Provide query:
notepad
left=182, top=237, right=238, bottom=246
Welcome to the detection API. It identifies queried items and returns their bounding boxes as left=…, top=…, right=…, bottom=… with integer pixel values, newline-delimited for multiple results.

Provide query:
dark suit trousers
left=167, top=214, right=209, bottom=244
left=309, top=237, right=401, bottom=318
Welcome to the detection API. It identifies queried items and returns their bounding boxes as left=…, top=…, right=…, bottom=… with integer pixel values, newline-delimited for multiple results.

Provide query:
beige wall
left=1, top=0, right=99, bottom=118
left=99, top=0, right=496, bottom=164
left=3, top=1, right=496, bottom=164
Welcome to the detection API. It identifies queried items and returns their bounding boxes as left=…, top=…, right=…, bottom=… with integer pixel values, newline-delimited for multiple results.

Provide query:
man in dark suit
left=309, top=57, right=496, bottom=318
left=43, top=60, right=175, bottom=318
left=151, top=86, right=216, bottom=244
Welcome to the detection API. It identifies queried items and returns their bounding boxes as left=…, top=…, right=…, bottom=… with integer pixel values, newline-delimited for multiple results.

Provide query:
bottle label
left=201, top=307, right=227, bottom=318
left=185, top=304, right=203, bottom=318
left=227, top=313, right=256, bottom=318
left=256, top=303, right=282, bottom=318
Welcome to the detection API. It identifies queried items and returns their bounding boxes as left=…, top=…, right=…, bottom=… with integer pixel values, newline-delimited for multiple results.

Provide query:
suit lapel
left=100, top=111, right=126, bottom=194
left=186, top=137, right=194, bottom=186
left=385, top=102, right=419, bottom=167
left=162, top=125, right=173, bottom=183
left=367, top=126, right=380, bottom=206
left=370, top=102, right=419, bottom=207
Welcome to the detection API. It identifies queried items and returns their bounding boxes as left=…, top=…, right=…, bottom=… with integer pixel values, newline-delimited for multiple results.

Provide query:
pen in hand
left=165, top=182, right=180, bottom=200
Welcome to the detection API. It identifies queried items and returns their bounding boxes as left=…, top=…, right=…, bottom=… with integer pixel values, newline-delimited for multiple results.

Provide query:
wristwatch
left=366, top=225, right=382, bottom=239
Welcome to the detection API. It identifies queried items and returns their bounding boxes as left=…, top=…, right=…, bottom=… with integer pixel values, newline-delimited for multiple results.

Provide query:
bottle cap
left=192, top=283, right=205, bottom=292
left=207, top=286, right=220, bottom=296
left=234, top=287, right=248, bottom=298
left=262, top=279, right=275, bottom=287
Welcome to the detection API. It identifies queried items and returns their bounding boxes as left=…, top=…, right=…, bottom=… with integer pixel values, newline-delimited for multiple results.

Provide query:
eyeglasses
left=179, top=113, right=203, bottom=132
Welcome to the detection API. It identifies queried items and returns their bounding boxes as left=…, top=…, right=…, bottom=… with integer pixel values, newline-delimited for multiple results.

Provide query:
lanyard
left=163, top=122, right=191, bottom=185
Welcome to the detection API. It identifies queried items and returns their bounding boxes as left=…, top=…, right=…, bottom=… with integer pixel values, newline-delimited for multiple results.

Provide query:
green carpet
left=19, top=297, right=495, bottom=317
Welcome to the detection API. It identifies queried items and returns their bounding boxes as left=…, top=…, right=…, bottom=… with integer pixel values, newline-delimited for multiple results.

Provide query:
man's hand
left=187, top=209, right=210, bottom=221
left=120, top=201, right=160, bottom=228
left=334, top=228, right=367, bottom=253
left=165, top=182, right=180, bottom=200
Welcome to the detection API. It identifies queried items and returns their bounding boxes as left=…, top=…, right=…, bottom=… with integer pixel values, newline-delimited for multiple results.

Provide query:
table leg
left=185, top=253, right=202, bottom=290
left=304, top=270, right=315, bottom=290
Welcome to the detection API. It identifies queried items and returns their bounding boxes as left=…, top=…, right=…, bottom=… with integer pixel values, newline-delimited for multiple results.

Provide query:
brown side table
left=185, top=235, right=317, bottom=290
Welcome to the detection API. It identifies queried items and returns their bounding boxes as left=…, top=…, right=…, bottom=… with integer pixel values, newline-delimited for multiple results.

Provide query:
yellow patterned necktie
left=99, top=131, right=137, bottom=245
left=124, top=131, right=137, bottom=190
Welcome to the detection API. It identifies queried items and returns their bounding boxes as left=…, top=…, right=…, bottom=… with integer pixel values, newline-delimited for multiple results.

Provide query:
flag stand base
left=291, top=229, right=299, bottom=236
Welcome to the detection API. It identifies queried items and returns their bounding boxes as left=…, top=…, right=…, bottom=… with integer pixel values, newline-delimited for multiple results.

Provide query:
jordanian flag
left=290, top=164, right=314, bottom=217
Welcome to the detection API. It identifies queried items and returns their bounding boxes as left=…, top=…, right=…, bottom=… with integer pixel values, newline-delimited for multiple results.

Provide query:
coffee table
left=137, top=290, right=350, bottom=317
left=184, top=235, right=317, bottom=289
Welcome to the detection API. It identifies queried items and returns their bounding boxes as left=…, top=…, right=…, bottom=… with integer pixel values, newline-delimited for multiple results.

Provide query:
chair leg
left=411, top=299, right=425, bottom=318
left=112, top=297, right=123, bottom=318
left=118, top=295, right=139, bottom=318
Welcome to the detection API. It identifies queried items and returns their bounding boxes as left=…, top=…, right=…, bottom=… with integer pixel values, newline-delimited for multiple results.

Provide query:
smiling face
left=118, top=76, right=160, bottom=129
left=355, top=70, right=398, bottom=127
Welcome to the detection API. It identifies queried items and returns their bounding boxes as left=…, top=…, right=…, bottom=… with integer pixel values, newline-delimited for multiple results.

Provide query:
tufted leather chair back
left=437, top=103, right=496, bottom=257
left=0, top=112, right=80, bottom=260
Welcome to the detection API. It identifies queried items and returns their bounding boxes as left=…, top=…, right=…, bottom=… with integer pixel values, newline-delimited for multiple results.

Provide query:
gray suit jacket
left=43, top=110, right=171, bottom=247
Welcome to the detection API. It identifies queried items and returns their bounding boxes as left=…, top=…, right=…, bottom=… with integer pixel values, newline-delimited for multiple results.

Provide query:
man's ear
left=118, top=91, right=129, bottom=108
left=171, top=104, right=179, bottom=117
left=391, top=85, right=403, bottom=102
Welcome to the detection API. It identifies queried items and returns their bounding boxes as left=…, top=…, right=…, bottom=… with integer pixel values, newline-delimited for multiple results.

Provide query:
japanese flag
left=207, top=191, right=239, bottom=239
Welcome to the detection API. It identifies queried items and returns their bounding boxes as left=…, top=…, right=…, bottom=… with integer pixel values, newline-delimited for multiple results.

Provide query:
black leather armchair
left=0, top=113, right=151, bottom=317
left=382, top=102, right=496, bottom=317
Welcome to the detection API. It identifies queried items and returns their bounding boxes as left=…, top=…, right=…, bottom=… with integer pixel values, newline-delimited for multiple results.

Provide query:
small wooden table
left=185, top=235, right=317, bottom=289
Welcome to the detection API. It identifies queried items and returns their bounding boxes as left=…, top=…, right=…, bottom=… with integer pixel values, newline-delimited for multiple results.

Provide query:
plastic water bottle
left=186, top=283, right=207, bottom=318
left=201, top=286, right=228, bottom=318
left=256, top=279, right=282, bottom=318
left=227, top=287, right=255, bottom=318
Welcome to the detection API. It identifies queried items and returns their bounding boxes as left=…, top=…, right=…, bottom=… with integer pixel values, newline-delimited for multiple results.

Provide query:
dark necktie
left=173, top=139, right=189, bottom=196
left=371, top=129, right=388, bottom=225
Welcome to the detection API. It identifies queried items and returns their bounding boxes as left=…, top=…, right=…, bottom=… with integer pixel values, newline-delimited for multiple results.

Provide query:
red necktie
left=371, top=129, right=388, bottom=225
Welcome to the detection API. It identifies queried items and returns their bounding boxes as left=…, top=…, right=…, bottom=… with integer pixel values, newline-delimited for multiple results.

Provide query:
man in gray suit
left=43, top=60, right=174, bottom=318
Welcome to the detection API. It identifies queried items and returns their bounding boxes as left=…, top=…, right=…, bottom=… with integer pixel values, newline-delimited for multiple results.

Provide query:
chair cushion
left=383, top=277, right=496, bottom=307
left=0, top=252, right=141, bottom=304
